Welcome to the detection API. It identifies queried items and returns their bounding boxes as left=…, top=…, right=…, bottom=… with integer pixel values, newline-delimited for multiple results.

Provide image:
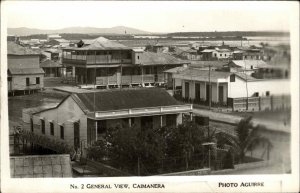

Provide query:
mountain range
left=7, top=26, right=151, bottom=36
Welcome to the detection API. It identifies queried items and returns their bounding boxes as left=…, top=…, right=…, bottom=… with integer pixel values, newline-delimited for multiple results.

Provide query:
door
left=74, top=122, right=80, bottom=150
left=218, top=85, right=224, bottom=103
left=141, top=116, right=153, bottom=130
left=195, top=83, right=200, bottom=102
left=185, top=82, right=189, bottom=99
left=206, top=84, right=210, bottom=104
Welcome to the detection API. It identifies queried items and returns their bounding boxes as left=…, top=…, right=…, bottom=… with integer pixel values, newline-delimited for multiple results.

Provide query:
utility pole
left=244, top=60, right=249, bottom=110
left=208, top=65, right=211, bottom=110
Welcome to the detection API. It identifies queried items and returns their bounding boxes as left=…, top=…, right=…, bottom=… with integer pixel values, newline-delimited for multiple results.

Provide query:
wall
left=11, top=74, right=44, bottom=91
left=24, top=97, right=87, bottom=148
left=8, top=55, right=40, bottom=69
left=228, top=77, right=290, bottom=98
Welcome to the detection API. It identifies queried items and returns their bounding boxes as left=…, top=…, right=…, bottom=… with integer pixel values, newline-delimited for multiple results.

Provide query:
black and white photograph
left=0, top=1, right=299, bottom=193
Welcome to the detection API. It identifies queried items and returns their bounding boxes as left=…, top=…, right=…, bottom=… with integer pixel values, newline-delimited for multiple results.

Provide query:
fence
left=228, top=95, right=290, bottom=112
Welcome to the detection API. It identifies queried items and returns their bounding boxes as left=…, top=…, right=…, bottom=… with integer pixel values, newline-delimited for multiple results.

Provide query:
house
left=224, top=60, right=269, bottom=75
left=22, top=88, right=193, bottom=153
left=47, top=39, right=70, bottom=48
left=40, top=59, right=63, bottom=77
left=200, top=48, right=232, bottom=61
left=7, top=42, right=44, bottom=95
left=232, top=48, right=263, bottom=60
left=164, top=66, right=188, bottom=89
left=172, top=47, right=201, bottom=60
left=62, top=37, right=188, bottom=88
left=172, top=67, right=290, bottom=110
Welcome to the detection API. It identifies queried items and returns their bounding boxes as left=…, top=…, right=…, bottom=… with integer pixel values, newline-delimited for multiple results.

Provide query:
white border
left=1, top=1, right=299, bottom=193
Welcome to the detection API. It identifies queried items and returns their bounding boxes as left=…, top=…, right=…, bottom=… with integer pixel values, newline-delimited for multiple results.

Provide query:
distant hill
left=166, top=31, right=290, bottom=37
left=8, top=26, right=150, bottom=36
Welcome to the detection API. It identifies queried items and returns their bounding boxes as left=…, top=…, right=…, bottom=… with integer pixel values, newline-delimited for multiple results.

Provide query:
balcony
left=62, top=55, right=132, bottom=66
left=93, top=74, right=164, bottom=86
left=92, top=104, right=193, bottom=120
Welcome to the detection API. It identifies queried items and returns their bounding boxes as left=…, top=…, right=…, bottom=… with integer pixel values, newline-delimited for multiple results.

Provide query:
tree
left=216, top=116, right=272, bottom=163
left=103, top=124, right=166, bottom=175
left=159, top=121, right=217, bottom=170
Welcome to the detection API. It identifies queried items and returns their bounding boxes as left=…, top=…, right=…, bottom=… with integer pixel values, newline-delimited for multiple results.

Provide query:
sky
left=3, top=1, right=297, bottom=33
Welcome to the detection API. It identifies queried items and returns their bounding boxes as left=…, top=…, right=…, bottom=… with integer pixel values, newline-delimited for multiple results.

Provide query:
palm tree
left=216, top=116, right=272, bottom=164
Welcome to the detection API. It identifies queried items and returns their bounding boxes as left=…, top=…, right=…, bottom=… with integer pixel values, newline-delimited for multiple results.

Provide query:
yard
left=8, top=89, right=68, bottom=131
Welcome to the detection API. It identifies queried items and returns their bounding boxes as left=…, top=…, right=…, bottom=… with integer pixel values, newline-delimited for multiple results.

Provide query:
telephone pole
left=208, top=65, right=211, bottom=110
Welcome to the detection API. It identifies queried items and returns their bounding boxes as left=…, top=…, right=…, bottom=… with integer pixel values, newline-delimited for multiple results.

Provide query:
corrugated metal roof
left=228, top=60, right=269, bottom=69
left=137, top=52, right=189, bottom=66
left=8, top=68, right=45, bottom=75
left=189, top=61, right=228, bottom=68
left=173, top=67, right=231, bottom=82
left=10, top=154, right=72, bottom=178
left=234, top=72, right=258, bottom=81
left=7, top=42, right=40, bottom=55
left=164, top=66, right=188, bottom=73
left=66, top=37, right=129, bottom=51
left=40, top=59, right=62, bottom=68
left=74, top=88, right=182, bottom=112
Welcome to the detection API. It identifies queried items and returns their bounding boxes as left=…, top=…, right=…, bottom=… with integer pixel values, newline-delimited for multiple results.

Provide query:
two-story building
left=22, top=88, right=193, bottom=153
left=62, top=37, right=188, bottom=88
left=7, top=42, right=44, bottom=95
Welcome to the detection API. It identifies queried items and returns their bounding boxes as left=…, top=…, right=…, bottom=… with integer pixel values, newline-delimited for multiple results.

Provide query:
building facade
left=7, top=42, right=44, bottom=95
left=172, top=67, right=290, bottom=108
left=22, top=88, right=193, bottom=153
left=62, top=37, right=188, bottom=88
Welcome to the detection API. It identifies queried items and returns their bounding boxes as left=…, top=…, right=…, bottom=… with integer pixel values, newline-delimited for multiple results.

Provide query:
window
left=230, top=74, right=235, bottom=82
left=41, top=119, right=45, bottom=134
left=36, top=77, right=40, bottom=84
left=137, top=56, right=140, bottom=60
left=225, top=54, right=226, bottom=57
left=220, top=54, right=222, bottom=57
left=266, top=91, right=270, bottom=96
left=251, top=65, right=253, bottom=69
left=214, top=53, right=217, bottom=57
left=253, top=92, right=259, bottom=97
left=50, top=122, right=54, bottom=135
left=26, top=78, right=30, bottom=86
left=60, top=125, right=64, bottom=139
left=7, top=77, right=12, bottom=81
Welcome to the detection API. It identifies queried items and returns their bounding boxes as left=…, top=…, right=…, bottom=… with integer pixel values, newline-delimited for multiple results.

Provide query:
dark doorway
left=141, top=116, right=153, bottom=130
left=185, top=82, right=189, bottom=99
left=206, top=84, right=210, bottom=104
left=218, top=85, right=224, bottom=103
left=195, top=83, right=200, bottom=102
left=74, top=122, right=80, bottom=150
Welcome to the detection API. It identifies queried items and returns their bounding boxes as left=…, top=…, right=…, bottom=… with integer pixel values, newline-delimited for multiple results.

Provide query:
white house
left=172, top=67, right=290, bottom=110
left=22, top=88, right=193, bottom=153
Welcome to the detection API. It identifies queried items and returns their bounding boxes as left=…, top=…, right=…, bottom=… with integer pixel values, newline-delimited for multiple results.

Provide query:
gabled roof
left=40, top=59, right=62, bottom=68
left=189, top=61, right=228, bottom=68
left=8, top=68, right=45, bottom=75
left=7, top=42, right=40, bottom=55
left=67, top=37, right=129, bottom=51
left=164, top=66, right=188, bottom=73
left=73, top=88, right=182, bottom=112
left=137, top=52, right=189, bottom=66
left=228, top=60, right=269, bottom=69
left=173, top=67, right=259, bottom=82
left=173, top=67, right=231, bottom=82
left=234, top=72, right=258, bottom=81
